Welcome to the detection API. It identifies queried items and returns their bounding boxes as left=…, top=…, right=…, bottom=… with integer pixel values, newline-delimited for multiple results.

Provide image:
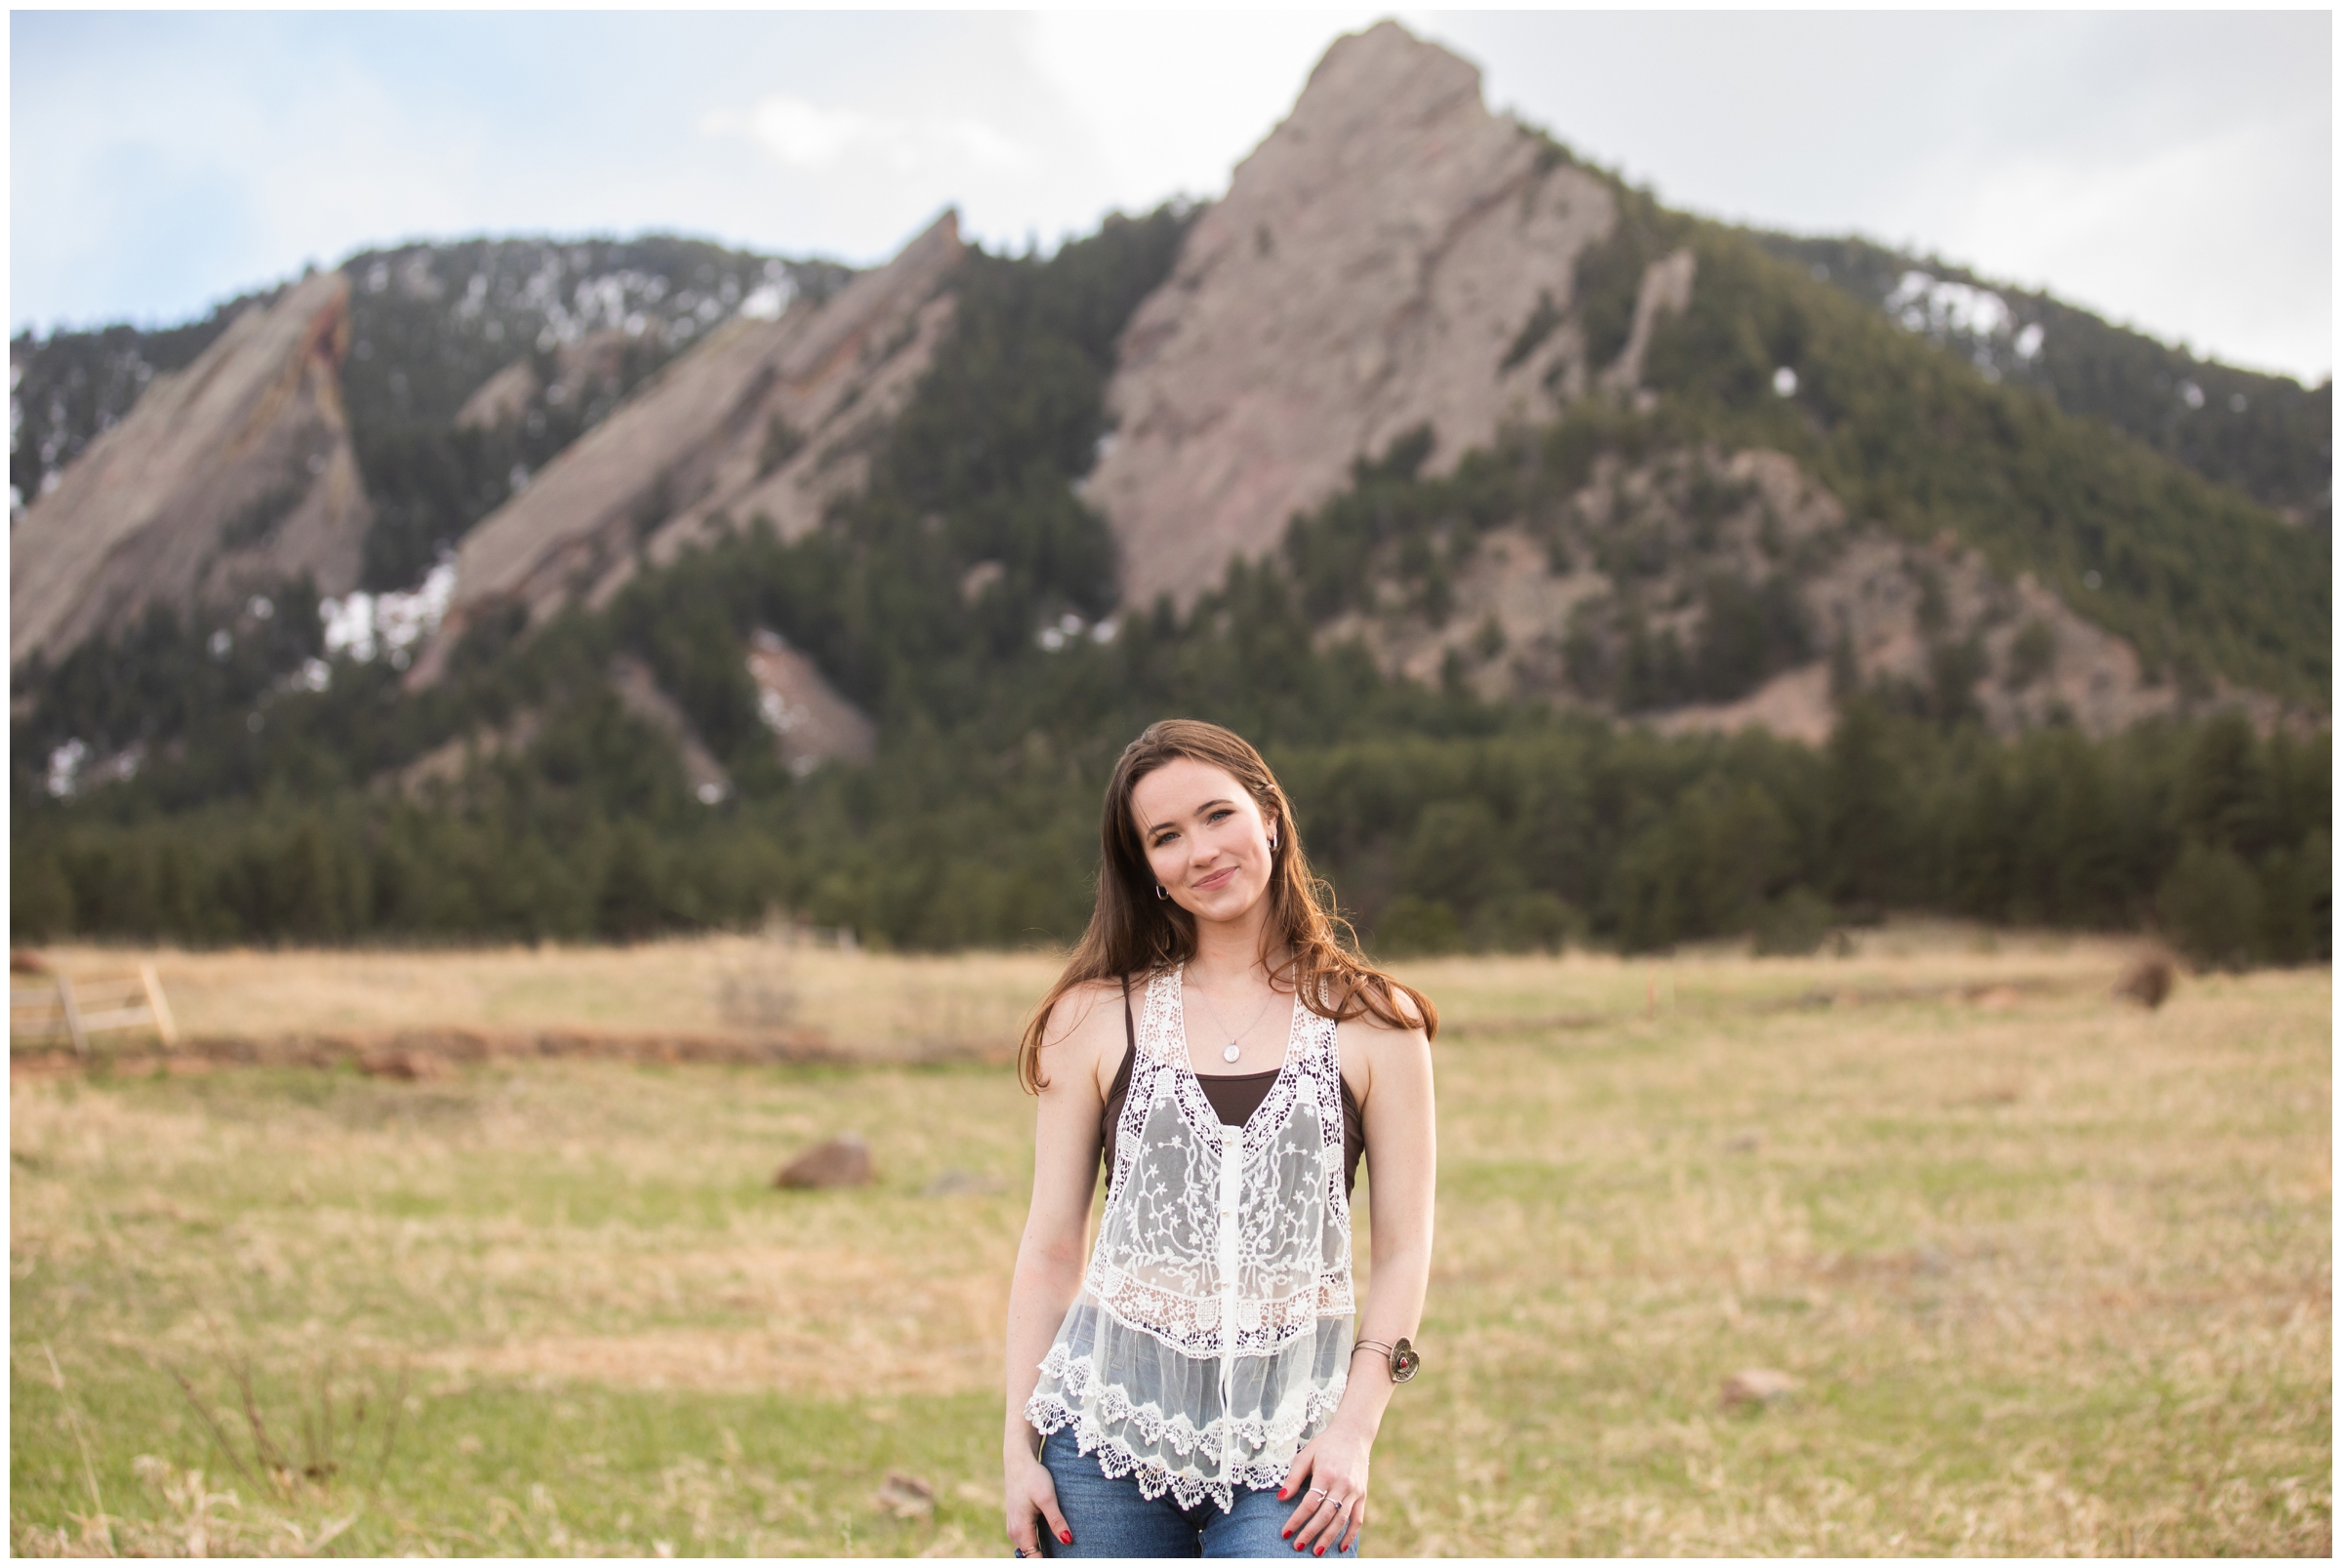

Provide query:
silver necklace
left=1189, top=972, right=1277, bottom=1065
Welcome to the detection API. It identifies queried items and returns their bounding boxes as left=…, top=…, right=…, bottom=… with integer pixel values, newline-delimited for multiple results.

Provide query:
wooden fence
left=10, top=964, right=178, bottom=1056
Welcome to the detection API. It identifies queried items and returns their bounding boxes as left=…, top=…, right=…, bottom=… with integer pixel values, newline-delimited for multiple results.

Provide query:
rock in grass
left=2114, top=952, right=2176, bottom=1009
left=775, top=1135, right=873, bottom=1188
left=875, top=1470, right=934, bottom=1519
left=1720, top=1368, right=1799, bottom=1409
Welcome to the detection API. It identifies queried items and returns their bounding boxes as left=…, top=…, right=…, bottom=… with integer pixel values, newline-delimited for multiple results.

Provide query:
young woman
left=1002, top=719, right=1437, bottom=1558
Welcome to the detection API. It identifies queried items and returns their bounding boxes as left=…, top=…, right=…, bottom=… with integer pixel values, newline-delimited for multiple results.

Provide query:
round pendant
left=1222, top=1042, right=1242, bottom=1064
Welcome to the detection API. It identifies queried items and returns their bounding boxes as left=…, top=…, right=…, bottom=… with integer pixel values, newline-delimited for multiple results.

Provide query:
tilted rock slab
left=1087, top=20, right=1621, bottom=612
left=746, top=626, right=878, bottom=777
left=10, top=273, right=370, bottom=667
left=411, top=212, right=965, bottom=685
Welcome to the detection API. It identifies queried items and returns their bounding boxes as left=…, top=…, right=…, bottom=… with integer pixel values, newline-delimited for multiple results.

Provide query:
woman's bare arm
left=1341, top=996, right=1436, bottom=1433
left=1282, top=990, right=1435, bottom=1554
left=1000, top=981, right=1121, bottom=1553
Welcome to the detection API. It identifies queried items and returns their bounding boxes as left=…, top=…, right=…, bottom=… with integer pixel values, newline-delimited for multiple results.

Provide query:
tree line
left=12, top=695, right=2326, bottom=973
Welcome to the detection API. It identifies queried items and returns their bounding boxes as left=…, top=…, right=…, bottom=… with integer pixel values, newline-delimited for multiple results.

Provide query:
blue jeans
left=1025, top=1430, right=1362, bottom=1559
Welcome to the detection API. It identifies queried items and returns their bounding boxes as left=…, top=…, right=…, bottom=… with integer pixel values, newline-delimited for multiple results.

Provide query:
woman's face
left=1130, top=757, right=1279, bottom=927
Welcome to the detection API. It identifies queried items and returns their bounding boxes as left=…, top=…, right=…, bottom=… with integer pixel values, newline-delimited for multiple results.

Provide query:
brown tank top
left=1100, top=979, right=1366, bottom=1198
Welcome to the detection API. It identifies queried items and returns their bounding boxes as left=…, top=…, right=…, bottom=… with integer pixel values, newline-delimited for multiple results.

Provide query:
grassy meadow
left=10, top=930, right=2330, bottom=1555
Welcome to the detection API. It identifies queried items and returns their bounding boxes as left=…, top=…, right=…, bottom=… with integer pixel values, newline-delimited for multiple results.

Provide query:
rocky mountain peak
left=1088, top=20, right=1624, bottom=611
left=1290, top=19, right=1486, bottom=146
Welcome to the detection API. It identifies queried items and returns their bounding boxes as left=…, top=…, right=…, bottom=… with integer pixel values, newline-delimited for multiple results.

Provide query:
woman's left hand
left=1276, top=1422, right=1371, bottom=1555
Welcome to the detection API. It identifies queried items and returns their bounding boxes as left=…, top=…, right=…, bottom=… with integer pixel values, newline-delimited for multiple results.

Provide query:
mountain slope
left=1086, top=20, right=2325, bottom=723
left=9, top=237, right=855, bottom=596
left=337, top=235, right=852, bottom=590
left=1755, top=229, right=2332, bottom=533
left=410, top=213, right=964, bottom=683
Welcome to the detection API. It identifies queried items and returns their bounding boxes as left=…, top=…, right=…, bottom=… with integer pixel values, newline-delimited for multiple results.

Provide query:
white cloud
left=11, top=11, right=2329, bottom=382
left=948, top=118, right=1030, bottom=174
left=1910, top=119, right=2330, bottom=376
left=704, top=93, right=1030, bottom=181
left=743, top=97, right=869, bottom=169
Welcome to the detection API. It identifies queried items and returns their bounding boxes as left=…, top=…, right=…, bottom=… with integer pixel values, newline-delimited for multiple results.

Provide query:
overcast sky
left=10, top=9, right=2331, bottom=382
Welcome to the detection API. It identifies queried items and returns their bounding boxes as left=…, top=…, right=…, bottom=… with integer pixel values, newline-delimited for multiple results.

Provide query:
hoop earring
left=1268, top=830, right=1278, bottom=851
left=1155, top=883, right=1169, bottom=901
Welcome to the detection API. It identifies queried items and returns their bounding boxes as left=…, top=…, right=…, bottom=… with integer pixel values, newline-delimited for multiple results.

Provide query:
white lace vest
left=1025, top=968, right=1355, bottom=1511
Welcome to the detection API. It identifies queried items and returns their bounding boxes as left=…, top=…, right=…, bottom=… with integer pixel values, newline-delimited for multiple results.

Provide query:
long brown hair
left=1017, top=718, right=1436, bottom=1092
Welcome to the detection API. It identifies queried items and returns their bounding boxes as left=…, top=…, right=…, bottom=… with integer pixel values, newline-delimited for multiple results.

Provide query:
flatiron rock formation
left=410, top=212, right=965, bottom=684
left=10, top=272, right=370, bottom=667
left=1087, top=20, right=1630, bottom=611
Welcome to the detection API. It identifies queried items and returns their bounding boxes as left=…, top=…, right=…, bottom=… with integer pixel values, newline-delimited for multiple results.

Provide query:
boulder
left=874, top=1471, right=934, bottom=1520
left=775, top=1135, right=873, bottom=1189
left=1719, top=1368, right=1799, bottom=1409
left=2114, top=952, right=2177, bottom=1009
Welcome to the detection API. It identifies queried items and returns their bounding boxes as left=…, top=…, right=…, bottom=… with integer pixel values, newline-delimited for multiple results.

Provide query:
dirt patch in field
left=1770, top=975, right=2089, bottom=1012
left=10, top=1025, right=1007, bottom=1081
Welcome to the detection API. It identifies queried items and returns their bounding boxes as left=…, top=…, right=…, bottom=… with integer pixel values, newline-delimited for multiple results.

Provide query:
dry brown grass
left=11, top=928, right=2329, bottom=1555
left=29, top=937, right=1063, bottom=1060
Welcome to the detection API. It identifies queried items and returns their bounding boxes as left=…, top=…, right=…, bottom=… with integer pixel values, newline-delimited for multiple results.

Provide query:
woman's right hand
left=1004, top=1446, right=1072, bottom=1556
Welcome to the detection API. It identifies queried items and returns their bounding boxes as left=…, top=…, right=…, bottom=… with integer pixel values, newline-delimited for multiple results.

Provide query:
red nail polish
left=1315, top=1548, right=1325, bottom=1558
left=1060, top=1532, right=1072, bottom=1545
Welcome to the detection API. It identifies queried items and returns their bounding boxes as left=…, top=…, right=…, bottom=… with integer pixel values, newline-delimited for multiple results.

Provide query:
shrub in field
left=1753, top=888, right=1837, bottom=957
left=2157, top=841, right=2264, bottom=971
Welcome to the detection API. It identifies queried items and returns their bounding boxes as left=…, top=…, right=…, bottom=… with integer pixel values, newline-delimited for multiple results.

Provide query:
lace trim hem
left=1024, top=1375, right=1349, bottom=1513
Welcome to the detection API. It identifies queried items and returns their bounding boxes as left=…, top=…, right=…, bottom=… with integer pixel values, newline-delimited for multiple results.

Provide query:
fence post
left=139, top=962, right=179, bottom=1047
left=56, top=975, right=87, bottom=1059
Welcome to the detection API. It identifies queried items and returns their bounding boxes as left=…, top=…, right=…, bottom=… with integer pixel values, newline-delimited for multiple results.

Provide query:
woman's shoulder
left=1036, top=977, right=1133, bottom=1057
left=1333, top=973, right=1433, bottom=1107
left=1343, top=970, right=1429, bottom=1033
